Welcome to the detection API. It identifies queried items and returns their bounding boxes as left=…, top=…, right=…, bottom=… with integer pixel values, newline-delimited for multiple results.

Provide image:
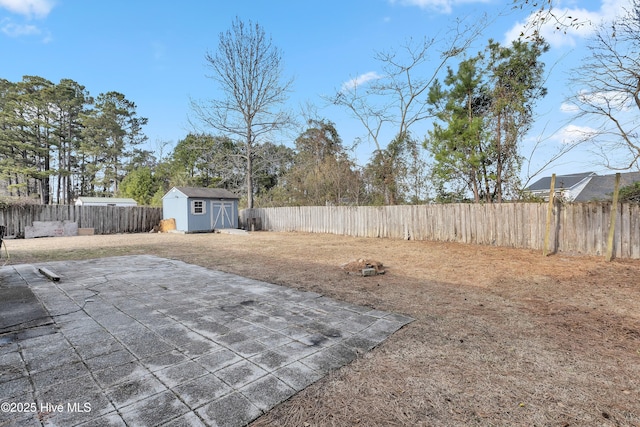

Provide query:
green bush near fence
left=0, top=197, right=39, bottom=210
left=619, top=182, right=640, bottom=203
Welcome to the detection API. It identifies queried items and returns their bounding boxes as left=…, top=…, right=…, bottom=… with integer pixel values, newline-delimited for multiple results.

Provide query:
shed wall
left=162, top=193, right=189, bottom=232
left=187, top=198, right=213, bottom=232
left=162, top=190, right=239, bottom=232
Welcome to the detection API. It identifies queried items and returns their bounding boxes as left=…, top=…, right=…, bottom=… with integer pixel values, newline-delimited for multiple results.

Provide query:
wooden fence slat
left=0, top=205, right=162, bottom=237
left=632, top=204, right=640, bottom=259
left=240, top=202, right=640, bottom=259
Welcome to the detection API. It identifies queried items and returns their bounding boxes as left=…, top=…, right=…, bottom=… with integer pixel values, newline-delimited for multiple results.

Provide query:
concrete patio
left=0, top=255, right=412, bottom=427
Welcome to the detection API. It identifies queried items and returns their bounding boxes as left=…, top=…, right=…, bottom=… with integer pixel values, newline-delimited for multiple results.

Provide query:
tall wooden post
left=605, top=173, right=621, bottom=262
left=543, top=174, right=556, bottom=256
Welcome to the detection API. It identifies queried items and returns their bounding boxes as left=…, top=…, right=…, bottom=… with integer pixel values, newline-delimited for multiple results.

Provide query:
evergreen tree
left=0, top=77, right=147, bottom=203
left=80, top=92, right=148, bottom=195
left=426, top=39, right=547, bottom=202
left=485, top=39, right=548, bottom=201
left=282, top=120, right=362, bottom=206
left=426, top=56, right=490, bottom=202
left=119, top=167, right=157, bottom=205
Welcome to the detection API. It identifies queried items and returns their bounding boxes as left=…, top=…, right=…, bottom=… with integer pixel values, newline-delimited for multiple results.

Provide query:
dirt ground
left=4, top=231, right=640, bottom=426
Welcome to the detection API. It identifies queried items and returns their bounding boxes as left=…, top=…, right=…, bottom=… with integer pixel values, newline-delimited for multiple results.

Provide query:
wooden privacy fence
left=240, top=202, right=640, bottom=259
left=0, top=205, right=163, bottom=237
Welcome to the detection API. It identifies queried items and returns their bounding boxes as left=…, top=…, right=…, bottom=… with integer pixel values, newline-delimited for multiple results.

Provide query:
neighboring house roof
left=526, top=172, right=596, bottom=191
left=574, top=172, right=640, bottom=202
left=164, top=187, right=239, bottom=200
left=76, top=197, right=138, bottom=205
left=526, top=171, right=640, bottom=202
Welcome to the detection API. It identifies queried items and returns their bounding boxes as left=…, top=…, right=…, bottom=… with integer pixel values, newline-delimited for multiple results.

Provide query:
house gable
left=526, top=172, right=596, bottom=201
left=526, top=171, right=640, bottom=202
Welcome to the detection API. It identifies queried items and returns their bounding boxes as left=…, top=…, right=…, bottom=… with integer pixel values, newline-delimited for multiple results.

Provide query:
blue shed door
left=211, top=201, right=234, bottom=229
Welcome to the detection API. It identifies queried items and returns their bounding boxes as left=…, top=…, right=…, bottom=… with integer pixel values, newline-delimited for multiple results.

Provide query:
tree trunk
left=495, top=112, right=503, bottom=203
left=471, top=171, right=480, bottom=203
left=56, top=141, right=62, bottom=204
left=246, top=144, right=254, bottom=209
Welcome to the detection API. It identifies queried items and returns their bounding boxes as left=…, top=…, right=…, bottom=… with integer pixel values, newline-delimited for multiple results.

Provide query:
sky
left=0, top=0, right=634, bottom=186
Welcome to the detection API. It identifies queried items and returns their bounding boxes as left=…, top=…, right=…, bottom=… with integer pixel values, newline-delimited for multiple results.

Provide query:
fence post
left=543, top=174, right=556, bottom=256
left=605, top=173, right=621, bottom=262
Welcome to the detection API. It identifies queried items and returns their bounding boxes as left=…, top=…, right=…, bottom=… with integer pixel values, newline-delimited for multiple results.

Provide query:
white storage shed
left=75, top=197, right=138, bottom=207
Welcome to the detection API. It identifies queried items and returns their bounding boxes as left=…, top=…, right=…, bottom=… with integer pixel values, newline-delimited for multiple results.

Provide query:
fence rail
left=240, top=202, right=640, bottom=259
left=0, top=205, right=163, bottom=237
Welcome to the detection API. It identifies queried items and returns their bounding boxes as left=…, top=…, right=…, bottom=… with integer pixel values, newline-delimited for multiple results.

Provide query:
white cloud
left=1, top=17, right=51, bottom=41
left=341, top=71, right=383, bottom=92
left=577, top=89, right=634, bottom=112
left=560, top=102, right=579, bottom=113
left=0, top=0, right=55, bottom=18
left=553, top=124, right=599, bottom=145
left=1, top=20, right=40, bottom=37
left=504, top=0, right=631, bottom=49
left=388, top=0, right=490, bottom=14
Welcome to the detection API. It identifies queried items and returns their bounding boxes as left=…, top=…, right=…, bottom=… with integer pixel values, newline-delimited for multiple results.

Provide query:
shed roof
left=167, top=187, right=239, bottom=199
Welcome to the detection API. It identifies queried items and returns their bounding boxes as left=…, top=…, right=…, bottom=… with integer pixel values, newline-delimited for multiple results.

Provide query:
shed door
left=211, top=201, right=234, bottom=229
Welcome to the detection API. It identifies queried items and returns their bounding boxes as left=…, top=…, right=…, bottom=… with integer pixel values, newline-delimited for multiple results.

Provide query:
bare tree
left=328, top=18, right=486, bottom=204
left=191, top=17, right=293, bottom=208
left=567, top=0, right=640, bottom=170
left=513, top=0, right=590, bottom=42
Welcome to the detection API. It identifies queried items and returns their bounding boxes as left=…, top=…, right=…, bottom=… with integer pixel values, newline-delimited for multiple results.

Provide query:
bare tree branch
left=326, top=15, right=488, bottom=204
left=566, top=1, right=640, bottom=170
left=190, top=17, right=293, bottom=208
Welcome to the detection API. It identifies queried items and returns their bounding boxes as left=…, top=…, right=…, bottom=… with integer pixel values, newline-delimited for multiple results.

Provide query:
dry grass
left=4, top=232, right=640, bottom=426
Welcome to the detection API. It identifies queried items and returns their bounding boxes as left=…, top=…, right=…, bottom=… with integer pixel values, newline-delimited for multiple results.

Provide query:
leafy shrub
left=0, top=196, right=40, bottom=209
left=618, top=182, right=640, bottom=203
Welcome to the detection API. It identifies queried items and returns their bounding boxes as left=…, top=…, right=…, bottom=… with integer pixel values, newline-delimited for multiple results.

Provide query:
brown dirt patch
left=4, top=232, right=640, bottom=426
